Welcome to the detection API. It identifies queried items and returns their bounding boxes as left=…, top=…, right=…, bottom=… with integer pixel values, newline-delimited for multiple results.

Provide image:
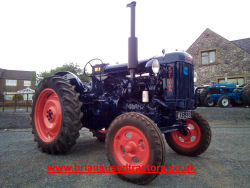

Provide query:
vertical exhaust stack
left=127, top=1, right=138, bottom=81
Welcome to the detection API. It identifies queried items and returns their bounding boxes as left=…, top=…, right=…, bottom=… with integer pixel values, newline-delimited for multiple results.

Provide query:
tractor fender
left=54, top=71, right=90, bottom=96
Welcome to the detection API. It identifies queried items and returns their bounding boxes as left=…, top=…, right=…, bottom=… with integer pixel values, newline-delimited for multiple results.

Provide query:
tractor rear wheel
left=199, top=88, right=209, bottom=106
left=204, top=96, right=215, bottom=107
left=218, top=96, right=231, bottom=108
left=165, top=111, right=211, bottom=156
left=242, top=84, right=250, bottom=105
left=106, top=112, right=166, bottom=185
left=31, top=75, right=83, bottom=154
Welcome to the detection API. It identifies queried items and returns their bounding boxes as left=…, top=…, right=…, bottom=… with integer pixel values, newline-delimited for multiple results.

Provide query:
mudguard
left=54, top=71, right=90, bottom=96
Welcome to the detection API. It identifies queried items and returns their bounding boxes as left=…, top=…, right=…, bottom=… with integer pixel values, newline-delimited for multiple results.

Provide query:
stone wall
left=187, top=28, right=250, bottom=86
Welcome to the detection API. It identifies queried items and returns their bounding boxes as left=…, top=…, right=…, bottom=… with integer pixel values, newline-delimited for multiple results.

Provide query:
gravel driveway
left=0, top=108, right=249, bottom=187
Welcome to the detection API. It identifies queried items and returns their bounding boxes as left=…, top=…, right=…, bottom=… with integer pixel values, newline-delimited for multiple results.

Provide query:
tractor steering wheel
left=83, top=58, right=104, bottom=76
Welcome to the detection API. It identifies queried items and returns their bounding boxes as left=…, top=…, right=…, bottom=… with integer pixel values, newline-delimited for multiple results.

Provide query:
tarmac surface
left=0, top=107, right=249, bottom=187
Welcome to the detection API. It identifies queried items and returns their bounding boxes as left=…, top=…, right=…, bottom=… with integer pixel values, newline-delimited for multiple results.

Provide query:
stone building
left=186, top=28, right=250, bottom=86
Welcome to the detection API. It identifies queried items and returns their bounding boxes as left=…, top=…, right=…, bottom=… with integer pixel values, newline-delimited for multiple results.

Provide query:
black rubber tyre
left=91, top=129, right=106, bottom=142
left=106, top=112, right=166, bottom=185
left=218, top=96, right=231, bottom=108
left=242, top=84, right=250, bottom=105
left=199, top=88, right=209, bottom=106
left=165, top=111, right=211, bottom=156
left=31, top=75, right=83, bottom=154
left=204, top=96, right=215, bottom=107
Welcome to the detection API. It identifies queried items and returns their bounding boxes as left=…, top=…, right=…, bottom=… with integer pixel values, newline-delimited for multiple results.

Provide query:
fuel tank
left=103, top=51, right=193, bottom=75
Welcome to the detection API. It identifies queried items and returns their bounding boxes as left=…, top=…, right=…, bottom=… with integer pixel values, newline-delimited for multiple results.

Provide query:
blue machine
left=31, top=2, right=211, bottom=185
left=197, top=84, right=243, bottom=107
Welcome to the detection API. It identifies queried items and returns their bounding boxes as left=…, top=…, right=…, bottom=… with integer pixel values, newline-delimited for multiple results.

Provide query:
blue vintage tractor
left=198, top=84, right=249, bottom=107
left=31, top=2, right=211, bottom=185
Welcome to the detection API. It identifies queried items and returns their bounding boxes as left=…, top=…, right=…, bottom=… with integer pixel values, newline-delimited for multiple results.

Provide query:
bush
left=12, top=94, right=24, bottom=101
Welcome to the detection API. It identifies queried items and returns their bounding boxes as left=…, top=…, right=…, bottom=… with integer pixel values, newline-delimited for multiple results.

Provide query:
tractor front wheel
left=165, top=111, right=211, bottom=156
left=218, top=96, right=231, bottom=108
left=31, top=76, right=83, bottom=154
left=106, top=112, right=166, bottom=185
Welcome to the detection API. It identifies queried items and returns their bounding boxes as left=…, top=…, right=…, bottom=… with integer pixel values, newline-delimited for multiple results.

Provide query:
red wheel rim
left=171, top=119, right=201, bottom=149
left=35, top=88, right=62, bottom=142
left=113, top=126, right=150, bottom=167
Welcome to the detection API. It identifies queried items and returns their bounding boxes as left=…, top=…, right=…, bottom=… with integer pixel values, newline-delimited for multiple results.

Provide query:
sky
left=0, top=0, right=249, bottom=73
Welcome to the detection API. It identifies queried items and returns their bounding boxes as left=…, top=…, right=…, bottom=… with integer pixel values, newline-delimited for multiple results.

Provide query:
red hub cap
left=113, top=126, right=150, bottom=167
left=35, top=88, right=62, bottom=142
left=171, top=119, right=201, bottom=149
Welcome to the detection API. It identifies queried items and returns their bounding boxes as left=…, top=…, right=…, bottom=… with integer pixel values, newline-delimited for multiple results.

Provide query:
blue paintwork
left=209, top=84, right=236, bottom=88
left=207, top=84, right=243, bottom=104
left=104, top=51, right=193, bottom=75
left=197, top=83, right=243, bottom=105
left=54, top=51, right=196, bottom=133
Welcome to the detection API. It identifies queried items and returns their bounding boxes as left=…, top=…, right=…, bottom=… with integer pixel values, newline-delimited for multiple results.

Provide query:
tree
left=37, top=63, right=90, bottom=83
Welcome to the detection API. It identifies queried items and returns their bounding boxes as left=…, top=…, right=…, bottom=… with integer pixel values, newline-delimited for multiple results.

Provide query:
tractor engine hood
left=103, top=51, right=193, bottom=75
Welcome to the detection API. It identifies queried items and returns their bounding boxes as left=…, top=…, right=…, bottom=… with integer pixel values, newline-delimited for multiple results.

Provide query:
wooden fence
left=1, top=93, right=33, bottom=112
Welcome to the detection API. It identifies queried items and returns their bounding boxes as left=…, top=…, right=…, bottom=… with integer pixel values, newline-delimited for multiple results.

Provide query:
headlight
left=152, top=59, right=160, bottom=74
left=194, top=72, right=198, bottom=82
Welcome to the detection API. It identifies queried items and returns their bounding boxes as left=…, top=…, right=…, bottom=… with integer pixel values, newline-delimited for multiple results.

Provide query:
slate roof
left=231, top=38, right=250, bottom=54
left=0, top=68, right=35, bottom=80
left=187, top=28, right=250, bottom=54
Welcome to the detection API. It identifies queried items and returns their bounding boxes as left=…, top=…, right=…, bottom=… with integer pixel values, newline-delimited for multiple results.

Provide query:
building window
left=24, top=80, right=31, bottom=87
left=218, top=77, right=244, bottom=85
left=201, top=50, right=216, bottom=65
left=5, top=80, right=17, bottom=86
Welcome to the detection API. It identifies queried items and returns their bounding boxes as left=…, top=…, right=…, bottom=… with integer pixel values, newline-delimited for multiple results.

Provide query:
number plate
left=176, top=110, right=192, bottom=120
